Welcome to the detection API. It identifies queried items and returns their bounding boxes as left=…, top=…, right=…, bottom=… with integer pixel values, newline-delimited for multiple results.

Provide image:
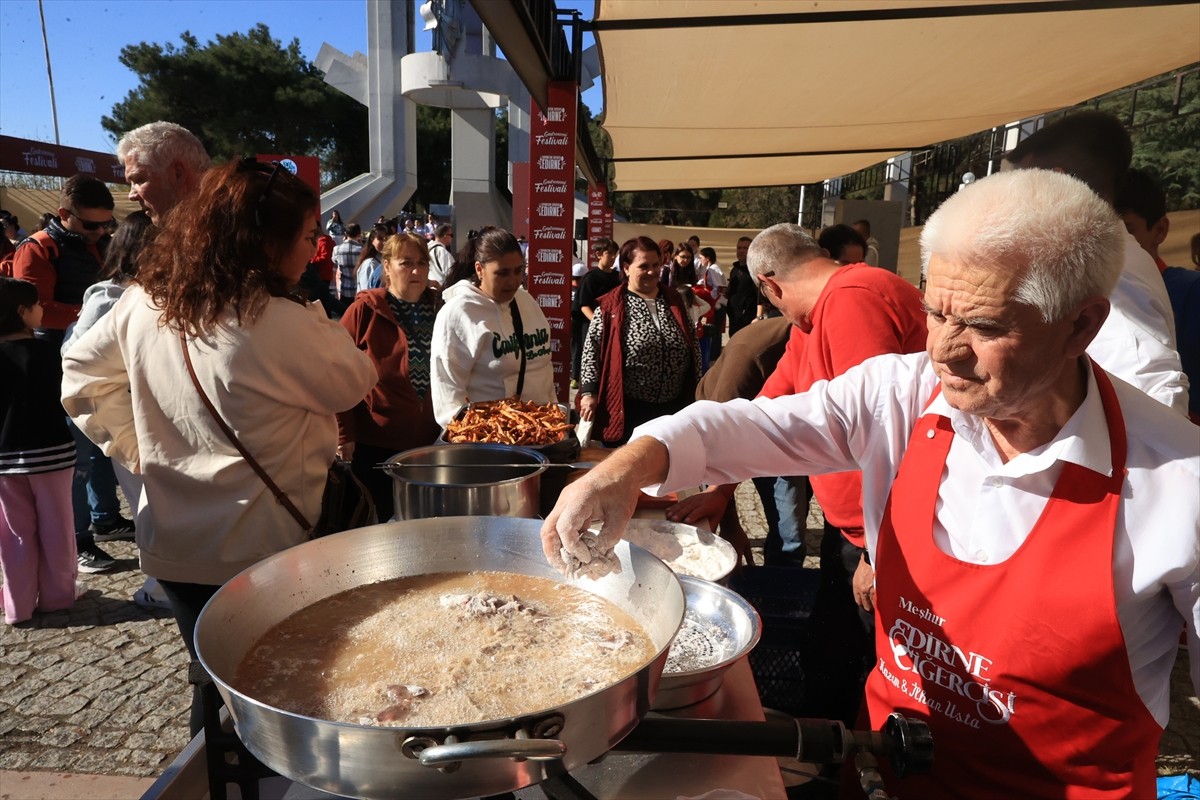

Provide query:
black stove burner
left=193, top=674, right=930, bottom=800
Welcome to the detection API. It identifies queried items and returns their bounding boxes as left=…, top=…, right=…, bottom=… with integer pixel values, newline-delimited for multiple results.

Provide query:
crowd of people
left=0, top=109, right=1197, bottom=799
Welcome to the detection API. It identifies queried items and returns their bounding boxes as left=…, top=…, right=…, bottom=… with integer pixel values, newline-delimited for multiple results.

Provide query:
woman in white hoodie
left=431, top=227, right=555, bottom=425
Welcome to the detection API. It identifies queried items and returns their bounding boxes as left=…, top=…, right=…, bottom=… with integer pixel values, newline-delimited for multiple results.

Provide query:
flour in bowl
left=621, top=521, right=736, bottom=582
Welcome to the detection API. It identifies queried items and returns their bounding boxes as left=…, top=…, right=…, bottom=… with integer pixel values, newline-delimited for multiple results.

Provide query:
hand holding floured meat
left=560, top=534, right=622, bottom=580
left=540, top=437, right=670, bottom=576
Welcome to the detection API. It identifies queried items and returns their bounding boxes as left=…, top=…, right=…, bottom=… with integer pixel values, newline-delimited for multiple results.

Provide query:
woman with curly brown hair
left=61, top=159, right=376, bottom=734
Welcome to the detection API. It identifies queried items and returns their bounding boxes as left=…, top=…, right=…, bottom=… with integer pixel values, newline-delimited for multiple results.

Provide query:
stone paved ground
left=0, top=539, right=190, bottom=779
left=0, top=486, right=1195, bottom=784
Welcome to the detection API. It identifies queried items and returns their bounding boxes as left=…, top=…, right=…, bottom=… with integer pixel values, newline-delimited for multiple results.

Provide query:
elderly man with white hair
left=541, top=169, right=1199, bottom=798
left=117, top=121, right=211, bottom=225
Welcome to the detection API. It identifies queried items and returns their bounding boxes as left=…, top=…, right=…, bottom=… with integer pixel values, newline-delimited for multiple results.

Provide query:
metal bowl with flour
left=620, top=519, right=738, bottom=583
left=654, top=575, right=762, bottom=710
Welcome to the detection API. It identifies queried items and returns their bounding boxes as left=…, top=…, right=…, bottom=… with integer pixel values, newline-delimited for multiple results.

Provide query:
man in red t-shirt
left=755, top=223, right=927, bottom=724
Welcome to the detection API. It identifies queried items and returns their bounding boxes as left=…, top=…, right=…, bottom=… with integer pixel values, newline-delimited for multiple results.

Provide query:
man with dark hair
left=725, top=235, right=757, bottom=337
left=12, top=175, right=113, bottom=345
left=331, top=222, right=363, bottom=314
left=818, top=223, right=868, bottom=264
left=851, top=219, right=880, bottom=267
left=572, top=238, right=622, bottom=388
left=1007, top=110, right=1188, bottom=416
left=428, top=224, right=455, bottom=288
left=1117, top=168, right=1200, bottom=423
left=11, top=175, right=127, bottom=572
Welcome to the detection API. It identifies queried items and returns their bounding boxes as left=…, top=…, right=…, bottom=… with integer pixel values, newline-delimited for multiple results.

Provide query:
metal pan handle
left=418, top=737, right=567, bottom=767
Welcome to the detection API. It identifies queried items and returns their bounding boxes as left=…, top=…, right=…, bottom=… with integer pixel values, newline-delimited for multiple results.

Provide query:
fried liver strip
left=445, top=399, right=573, bottom=445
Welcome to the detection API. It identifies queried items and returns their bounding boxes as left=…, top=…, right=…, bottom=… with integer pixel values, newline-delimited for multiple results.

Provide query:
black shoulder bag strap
left=509, top=298, right=527, bottom=398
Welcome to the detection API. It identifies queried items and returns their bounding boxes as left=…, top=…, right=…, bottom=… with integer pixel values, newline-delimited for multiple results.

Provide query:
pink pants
left=0, top=469, right=77, bottom=624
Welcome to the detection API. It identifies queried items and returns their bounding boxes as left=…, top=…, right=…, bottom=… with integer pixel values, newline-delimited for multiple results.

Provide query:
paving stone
left=27, top=748, right=81, bottom=771
left=0, top=750, right=34, bottom=770
left=68, top=643, right=112, bottom=665
left=40, top=680, right=77, bottom=699
left=140, top=665, right=175, bottom=685
left=67, top=707, right=114, bottom=729
left=0, top=682, right=37, bottom=706
left=87, top=730, right=127, bottom=748
left=24, top=652, right=63, bottom=670
left=116, top=643, right=153, bottom=660
left=37, top=725, right=86, bottom=747
left=45, top=693, right=91, bottom=715
left=0, top=648, right=33, bottom=665
left=126, top=732, right=165, bottom=751
left=0, top=665, right=27, bottom=683
left=71, top=750, right=122, bottom=773
left=88, top=691, right=127, bottom=713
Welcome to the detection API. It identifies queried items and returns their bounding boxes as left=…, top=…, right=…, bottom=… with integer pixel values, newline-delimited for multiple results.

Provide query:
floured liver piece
left=561, top=534, right=622, bottom=580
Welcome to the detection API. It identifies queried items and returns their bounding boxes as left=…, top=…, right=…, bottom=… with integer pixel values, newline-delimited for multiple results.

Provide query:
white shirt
left=634, top=351, right=1199, bottom=726
left=1086, top=233, right=1188, bottom=415
left=430, top=284, right=556, bottom=426
left=428, top=241, right=454, bottom=285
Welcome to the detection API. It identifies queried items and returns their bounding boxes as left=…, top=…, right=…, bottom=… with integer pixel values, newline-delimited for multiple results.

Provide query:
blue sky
left=0, top=0, right=600, bottom=155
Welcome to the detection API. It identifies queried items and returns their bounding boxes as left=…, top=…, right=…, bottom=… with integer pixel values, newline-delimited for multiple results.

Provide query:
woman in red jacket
left=336, top=233, right=442, bottom=520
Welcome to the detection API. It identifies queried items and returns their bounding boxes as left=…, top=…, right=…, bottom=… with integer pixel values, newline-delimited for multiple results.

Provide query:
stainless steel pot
left=384, top=444, right=546, bottom=520
left=194, top=517, right=685, bottom=800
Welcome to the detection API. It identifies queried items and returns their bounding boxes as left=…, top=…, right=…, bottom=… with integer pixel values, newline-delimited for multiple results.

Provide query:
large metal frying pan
left=194, top=516, right=685, bottom=800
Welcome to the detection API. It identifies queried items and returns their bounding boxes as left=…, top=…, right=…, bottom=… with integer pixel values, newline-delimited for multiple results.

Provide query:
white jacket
left=1086, top=233, right=1188, bottom=416
left=61, top=286, right=377, bottom=585
left=431, top=284, right=556, bottom=425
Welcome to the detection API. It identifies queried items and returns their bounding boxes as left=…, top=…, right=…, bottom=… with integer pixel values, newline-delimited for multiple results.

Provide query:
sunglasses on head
left=239, top=157, right=284, bottom=227
left=69, top=211, right=113, bottom=231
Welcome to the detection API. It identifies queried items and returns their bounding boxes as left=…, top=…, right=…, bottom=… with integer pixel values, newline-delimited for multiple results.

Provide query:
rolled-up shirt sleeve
left=632, top=351, right=936, bottom=500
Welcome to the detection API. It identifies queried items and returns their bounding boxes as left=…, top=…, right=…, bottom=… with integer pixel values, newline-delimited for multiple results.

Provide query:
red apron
left=865, top=363, right=1160, bottom=799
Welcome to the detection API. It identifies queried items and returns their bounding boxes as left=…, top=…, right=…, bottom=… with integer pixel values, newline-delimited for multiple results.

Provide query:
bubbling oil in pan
left=235, top=571, right=656, bottom=727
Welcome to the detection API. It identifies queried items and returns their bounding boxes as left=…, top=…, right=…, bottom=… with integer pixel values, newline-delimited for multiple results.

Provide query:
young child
left=0, top=277, right=78, bottom=624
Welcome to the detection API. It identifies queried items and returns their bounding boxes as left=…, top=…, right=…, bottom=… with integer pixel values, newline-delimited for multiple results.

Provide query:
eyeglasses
left=755, top=270, right=776, bottom=292
left=240, top=157, right=283, bottom=227
left=69, top=211, right=114, bottom=231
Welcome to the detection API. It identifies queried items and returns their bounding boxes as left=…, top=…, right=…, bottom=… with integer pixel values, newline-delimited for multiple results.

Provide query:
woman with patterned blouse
left=336, top=233, right=442, bottom=520
left=579, top=237, right=701, bottom=447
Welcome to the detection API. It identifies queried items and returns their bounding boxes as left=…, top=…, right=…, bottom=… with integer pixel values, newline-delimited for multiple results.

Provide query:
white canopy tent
left=589, top=0, right=1200, bottom=190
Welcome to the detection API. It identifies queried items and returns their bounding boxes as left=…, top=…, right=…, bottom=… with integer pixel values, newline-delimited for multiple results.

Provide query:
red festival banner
left=0, top=134, right=125, bottom=182
left=526, top=82, right=578, bottom=403
left=602, top=205, right=614, bottom=241
left=587, top=183, right=606, bottom=267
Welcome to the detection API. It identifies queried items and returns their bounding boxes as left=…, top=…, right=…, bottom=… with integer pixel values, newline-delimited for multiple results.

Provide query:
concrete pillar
left=316, top=0, right=418, bottom=223
left=451, top=107, right=513, bottom=236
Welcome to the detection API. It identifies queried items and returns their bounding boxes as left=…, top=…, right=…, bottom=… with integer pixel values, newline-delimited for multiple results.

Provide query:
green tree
left=1129, top=68, right=1200, bottom=211
left=102, top=24, right=368, bottom=189
left=709, top=186, right=803, bottom=228
left=409, top=105, right=452, bottom=212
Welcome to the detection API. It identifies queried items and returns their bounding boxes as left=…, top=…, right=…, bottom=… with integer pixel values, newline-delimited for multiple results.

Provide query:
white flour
left=621, top=521, right=735, bottom=581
